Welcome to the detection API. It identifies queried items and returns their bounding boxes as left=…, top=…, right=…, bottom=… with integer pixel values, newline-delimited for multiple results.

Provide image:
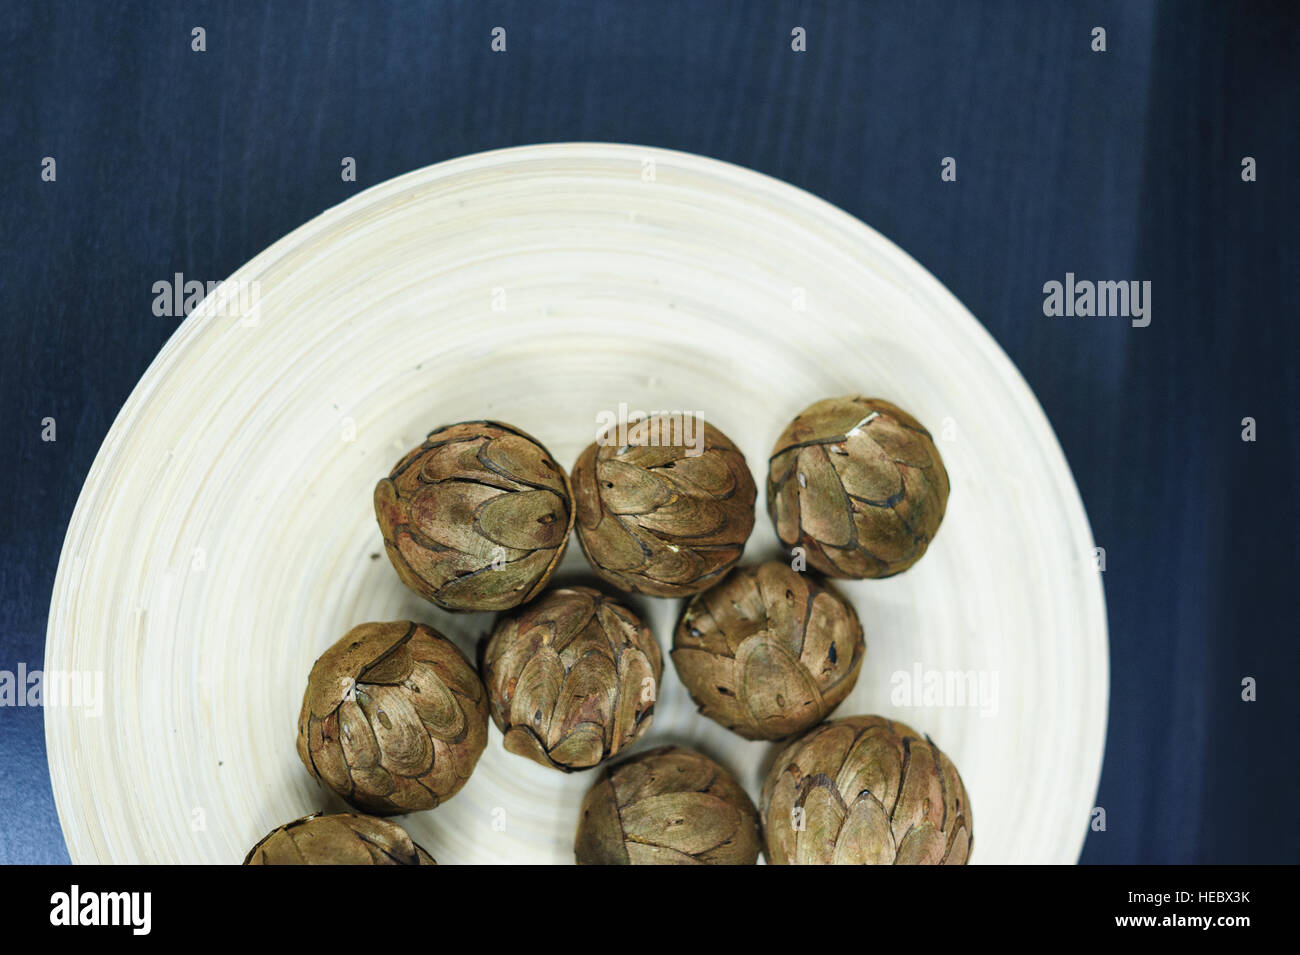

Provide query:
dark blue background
left=2, top=1, right=1296, bottom=864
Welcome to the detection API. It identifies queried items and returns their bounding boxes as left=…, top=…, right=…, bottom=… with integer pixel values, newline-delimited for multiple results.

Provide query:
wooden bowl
left=45, top=143, right=1107, bottom=864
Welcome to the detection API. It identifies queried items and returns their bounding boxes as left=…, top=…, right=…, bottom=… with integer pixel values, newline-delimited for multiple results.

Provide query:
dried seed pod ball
left=767, top=397, right=949, bottom=578
left=244, top=813, right=436, bottom=865
left=575, top=746, right=760, bottom=865
left=571, top=414, right=757, bottom=596
left=672, top=562, right=864, bottom=740
left=761, top=715, right=972, bottom=865
left=482, top=586, right=662, bottom=771
left=374, top=421, right=574, bottom=611
left=296, top=621, right=489, bottom=814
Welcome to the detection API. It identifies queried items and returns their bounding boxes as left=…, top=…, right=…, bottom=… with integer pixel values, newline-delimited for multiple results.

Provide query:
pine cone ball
left=244, top=813, right=436, bottom=865
left=374, top=421, right=574, bottom=612
left=575, top=746, right=760, bottom=865
left=761, top=715, right=973, bottom=864
left=767, top=397, right=949, bottom=578
left=571, top=414, right=757, bottom=597
left=482, top=586, right=662, bottom=772
left=296, top=621, right=489, bottom=814
left=672, top=562, right=864, bottom=740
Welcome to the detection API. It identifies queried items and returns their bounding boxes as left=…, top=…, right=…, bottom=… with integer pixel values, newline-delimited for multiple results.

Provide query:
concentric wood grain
left=44, top=143, right=1107, bottom=864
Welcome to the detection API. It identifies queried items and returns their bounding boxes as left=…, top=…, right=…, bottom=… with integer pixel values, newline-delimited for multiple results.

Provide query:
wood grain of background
left=0, top=0, right=1296, bottom=863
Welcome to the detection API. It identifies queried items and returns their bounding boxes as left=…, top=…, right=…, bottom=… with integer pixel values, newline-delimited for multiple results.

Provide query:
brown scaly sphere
left=671, top=562, right=865, bottom=740
left=482, top=586, right=662, bottom=772
left=571, top=414, right=757, bottom=597
left=244, top=812, right=436, bottom=865
left=297, top=621, right=489, bottom=814
left=767, top=397, right=949, bottom=578
left=761, top=715, right=973, bottom=865
left=575, top=746, right=760, bottom=865
left=374, top=421, right=574, bottom=612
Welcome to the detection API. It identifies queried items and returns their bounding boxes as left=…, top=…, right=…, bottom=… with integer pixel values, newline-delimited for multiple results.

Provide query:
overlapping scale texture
left=296, top=621, right=489, bottom=814
left=374, top=421, right=574, bottom=611
left=482, top=586, right=663, bottom=772
left=767, top=397, right=949, bottom=578
left=672, top=562, right=865, bottom=740
left=243, top=812, right=437, bottom=865
left=574, top=746, right=760, bottom=865
left=571, top=414, right=757, bottom=596
left=761, top=715, right=973, bottom=865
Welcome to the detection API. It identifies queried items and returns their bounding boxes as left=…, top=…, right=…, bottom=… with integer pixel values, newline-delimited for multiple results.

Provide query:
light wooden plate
left=45, top=143, right=1107, bottom=864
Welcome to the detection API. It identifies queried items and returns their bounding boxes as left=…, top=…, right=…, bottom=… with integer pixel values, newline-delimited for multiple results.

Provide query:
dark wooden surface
left=1, top=0, right=1296, bottom=863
